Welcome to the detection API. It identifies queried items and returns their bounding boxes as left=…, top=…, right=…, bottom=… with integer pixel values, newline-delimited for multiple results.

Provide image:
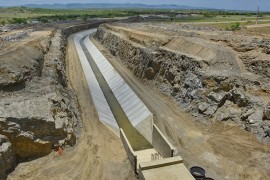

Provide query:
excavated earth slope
left=96, top=22, right=270, bottom=143
left=0, top=20, right=118, bottom=179
left=0, top=26, right=83, bottom=179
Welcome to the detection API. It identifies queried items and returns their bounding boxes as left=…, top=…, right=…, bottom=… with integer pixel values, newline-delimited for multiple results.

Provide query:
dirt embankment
left=96, top=23, right=270, bottom=143
left=91, top=31, right=270, bottom=180
left=0, top=20, right=112, bottom=179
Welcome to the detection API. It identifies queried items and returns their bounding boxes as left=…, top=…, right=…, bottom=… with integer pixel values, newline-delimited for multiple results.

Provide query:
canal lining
left=80, top=36, right=152, bottom=151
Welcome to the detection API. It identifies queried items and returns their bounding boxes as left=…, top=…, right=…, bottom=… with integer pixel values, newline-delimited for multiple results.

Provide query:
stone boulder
left=241, top=109, right=255, bottom=120
left=144, top=67, right=156, bottom=80
left=204, top=104, right=218, bottom=116
left=0, top=135, right=15, bottom=179
left=198, top=102, right=210, bottom=113
left=172, top=84, right=181, bottom=93
left=166, top=68, right=176, bottom=83
left=247, top=109, right=264, bottom=124
left=216, top=101, right=242, bottom=121
left=231, top=89, right=249, bottom=107
left=207, top=91, right=227, bottom=106
left=264, top=103, right=270, bottom=120
left=184, top=72, right=202, bottom=89
left=189, top=89, right=205, bottom=100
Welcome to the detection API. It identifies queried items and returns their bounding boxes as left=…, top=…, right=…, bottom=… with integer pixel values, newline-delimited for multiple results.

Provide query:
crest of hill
left=22, top=3, right=202, bottom=9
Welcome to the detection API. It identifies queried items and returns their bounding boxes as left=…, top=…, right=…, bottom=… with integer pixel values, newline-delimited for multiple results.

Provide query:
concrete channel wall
left=152, top=125, right=175, bottom=158
left=83, top=34, right=153, bottom=142
left=74, top=30, right=119, bottom=134
left=120, top=129, right=137, bottom=172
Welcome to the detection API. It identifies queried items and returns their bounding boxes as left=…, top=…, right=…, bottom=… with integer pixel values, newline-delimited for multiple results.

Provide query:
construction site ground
left=6, top=23, right=270, bottom=180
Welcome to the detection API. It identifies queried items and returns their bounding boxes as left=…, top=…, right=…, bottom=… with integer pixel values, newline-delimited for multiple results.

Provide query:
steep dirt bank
left=93, top=23, right=270, bottom=179
left=95, top=23, right=270, bottom=144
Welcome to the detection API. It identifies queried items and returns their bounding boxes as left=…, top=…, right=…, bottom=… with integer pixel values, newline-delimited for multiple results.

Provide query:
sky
left=0, top=0, right=270, bottom=11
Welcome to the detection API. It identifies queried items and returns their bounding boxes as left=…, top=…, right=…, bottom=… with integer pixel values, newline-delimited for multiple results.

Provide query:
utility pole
left=256, top=6, right=259, bottom=24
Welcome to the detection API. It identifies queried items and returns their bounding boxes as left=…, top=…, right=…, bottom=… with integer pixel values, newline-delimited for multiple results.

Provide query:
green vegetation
left=0, top=20, right=5, bottom=25
left=226, top=22, right=241, bottom=31
left=0, top=7, right=269, bottom=26
left=8, top=18, right=27, bottom=24
left=0, top=7, right=145, bottom=21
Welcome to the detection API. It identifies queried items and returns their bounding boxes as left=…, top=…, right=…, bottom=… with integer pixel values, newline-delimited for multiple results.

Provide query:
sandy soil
left=7, top=28, right=270, bottom=180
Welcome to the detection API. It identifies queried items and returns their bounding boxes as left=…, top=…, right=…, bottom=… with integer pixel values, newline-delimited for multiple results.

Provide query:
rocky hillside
left=95, top=23, right=270, bottom=144
left=0, top=28, right=81, bottom=179
left=0, top=20, right=114, bottom=179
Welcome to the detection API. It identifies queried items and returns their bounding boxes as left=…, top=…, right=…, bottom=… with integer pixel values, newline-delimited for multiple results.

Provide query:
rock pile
left=4, top=31, right=28, bottom=42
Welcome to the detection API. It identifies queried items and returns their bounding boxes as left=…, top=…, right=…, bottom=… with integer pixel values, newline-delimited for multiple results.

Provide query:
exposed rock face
left=96, top=23, right=270, bottom=143
left=0, top=30, right=81, bottom=176
left=0, top=91, right=78, bottom=159
left=0, top=135, right=15, bottom=179
left=264, top=103, right=270, bottom=120
left=0, top=46, right=44, bottom=88
left=0, top=20, right=112, bottom=178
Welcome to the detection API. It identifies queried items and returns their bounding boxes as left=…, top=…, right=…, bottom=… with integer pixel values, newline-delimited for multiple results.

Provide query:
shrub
left=0, top=20, right=6, bottom=25
left=226, top=22, right=240, bottom=31
left=38, top=17, right=49, bottom=23
left=9, top=18, right=27, bottom=24
left=231, top=22, right=240, bottom=31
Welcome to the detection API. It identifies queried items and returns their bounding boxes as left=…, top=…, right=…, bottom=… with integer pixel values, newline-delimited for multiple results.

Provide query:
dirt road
left=7, top=29, right=270, bottom=180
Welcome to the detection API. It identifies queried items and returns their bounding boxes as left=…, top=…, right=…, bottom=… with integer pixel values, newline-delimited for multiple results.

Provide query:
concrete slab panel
left=83, top=34, right=153, bottom=133
left=74, top=30, right=118, bottom=133
left=135, top=114, right=153, bottom=143
left=139, top=156, right=194, bottom=180
left=152, top=124, right=176, bottom=158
